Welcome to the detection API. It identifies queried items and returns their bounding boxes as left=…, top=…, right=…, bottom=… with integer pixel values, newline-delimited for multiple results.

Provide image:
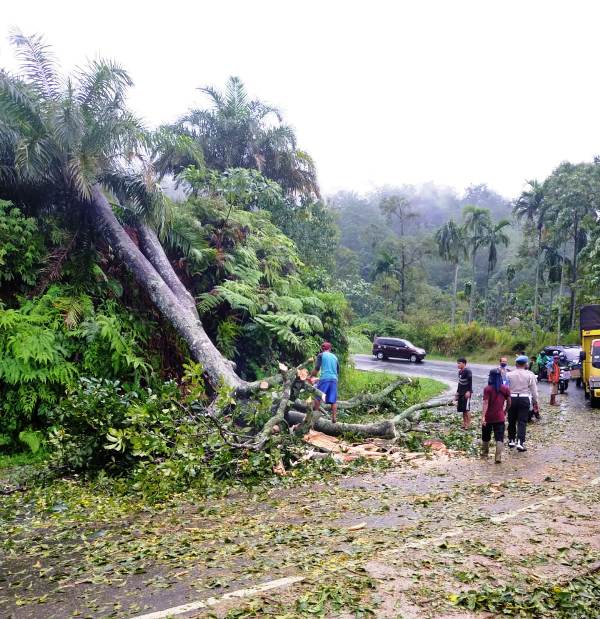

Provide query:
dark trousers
left=508, top=396, right=529, bottom=443
left=482, top=422, right=505, bottom=443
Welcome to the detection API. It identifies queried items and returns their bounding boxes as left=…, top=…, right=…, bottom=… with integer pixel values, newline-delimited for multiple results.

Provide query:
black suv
left=372, top=337, right=426, bottom=363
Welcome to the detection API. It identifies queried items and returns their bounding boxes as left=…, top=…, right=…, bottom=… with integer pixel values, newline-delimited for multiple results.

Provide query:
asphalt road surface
left=352, top=354, right=491, bottom=394
left=352, top=353, right=586, bottom=405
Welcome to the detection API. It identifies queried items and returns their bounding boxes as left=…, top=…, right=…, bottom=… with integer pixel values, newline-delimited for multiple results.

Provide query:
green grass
left=339, top=366, right=446, bottom=402
left=0, top=449, right=48, bottom=470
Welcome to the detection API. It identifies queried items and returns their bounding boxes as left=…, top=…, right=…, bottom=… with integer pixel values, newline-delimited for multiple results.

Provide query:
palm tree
left=0, top=32, right=241, bottom=389
left=462, top=205, right=492, bottom=322
left=482, top=219, right=510, bottom=321
left=155, top=76, right=319, bottom=200
left=513, top=180, right=546, bottom=323
left=435, top=219, right=467, bottom=326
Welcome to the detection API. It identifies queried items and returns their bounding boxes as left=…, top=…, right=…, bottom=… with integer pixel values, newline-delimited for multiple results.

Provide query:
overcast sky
left=2, top=0, right=600, bottom=199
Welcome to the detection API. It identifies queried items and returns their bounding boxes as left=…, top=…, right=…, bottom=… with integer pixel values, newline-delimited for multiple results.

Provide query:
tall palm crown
left=155, top=76, right=319, bottom=200
left=484, top=219, right=510, bottom=272
left=513, top=179, right=546, bottom=231
left=435, top=219, right=466, bottom=264
left=0, top=32, right=147, bottom=216
left=462, top=205, right=492, bottom=248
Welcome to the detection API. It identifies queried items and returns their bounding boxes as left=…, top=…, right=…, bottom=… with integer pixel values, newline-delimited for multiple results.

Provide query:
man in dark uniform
left=455, top=357, right=473, bottom=429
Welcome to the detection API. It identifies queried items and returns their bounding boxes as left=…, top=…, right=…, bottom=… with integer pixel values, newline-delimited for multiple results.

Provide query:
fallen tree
left=204, top=362, right=454, bottom=450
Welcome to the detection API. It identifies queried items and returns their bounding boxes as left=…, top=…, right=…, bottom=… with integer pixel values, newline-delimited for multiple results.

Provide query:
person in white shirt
left=507, top=355, right=539, bottom=452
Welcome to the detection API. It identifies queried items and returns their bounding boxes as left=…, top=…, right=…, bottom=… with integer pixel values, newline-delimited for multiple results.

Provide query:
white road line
left=131, top=478, right=600, bottom=618
left=386, top=475, right=600, bottom=553
left=490, top=495, right=565, bottom=523
left=130, top=576, right=304, bottom=619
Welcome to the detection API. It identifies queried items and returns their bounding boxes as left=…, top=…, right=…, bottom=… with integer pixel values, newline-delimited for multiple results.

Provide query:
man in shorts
left=310, top=342, right=340, bottom=423
left=455, top=357, right=473, bottom=429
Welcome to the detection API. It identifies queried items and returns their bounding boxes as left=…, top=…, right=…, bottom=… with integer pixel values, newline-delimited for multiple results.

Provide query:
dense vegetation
left=0, top=31, right=598, bottom=489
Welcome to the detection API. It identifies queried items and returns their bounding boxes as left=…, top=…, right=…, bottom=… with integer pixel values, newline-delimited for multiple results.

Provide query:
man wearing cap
left=547, top=352, right=561, bottom=406
left=507, top=355, right=539, bottom=452
left=310, top=342, right=340, bottom=423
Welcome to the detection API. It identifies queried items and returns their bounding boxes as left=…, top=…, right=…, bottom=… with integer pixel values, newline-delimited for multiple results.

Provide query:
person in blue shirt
left=310, top=341, right=340, bottom=423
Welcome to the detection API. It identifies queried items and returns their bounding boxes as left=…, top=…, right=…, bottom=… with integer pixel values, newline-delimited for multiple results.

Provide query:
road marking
left=130, top=477, right=600, bottom=618
left=130, top=576, right=304, bottom=619
left=385, top=476, right=600, bottom=554
left=490, top=494, right=565, bottom=523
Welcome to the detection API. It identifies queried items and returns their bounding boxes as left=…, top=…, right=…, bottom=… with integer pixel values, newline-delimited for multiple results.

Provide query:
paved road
left=352, top=353, right=586, bottom=405
left=352, top=354, right=492, bottom=394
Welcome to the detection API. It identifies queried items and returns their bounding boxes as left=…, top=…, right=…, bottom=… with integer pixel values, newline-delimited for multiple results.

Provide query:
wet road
left=352, top=353, right=586, bottom=405
left=352, top=354, right=495, bottom=394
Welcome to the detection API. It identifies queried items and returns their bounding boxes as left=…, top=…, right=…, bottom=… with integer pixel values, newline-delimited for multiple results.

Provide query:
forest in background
left=1, top=32, right=599, bottom=491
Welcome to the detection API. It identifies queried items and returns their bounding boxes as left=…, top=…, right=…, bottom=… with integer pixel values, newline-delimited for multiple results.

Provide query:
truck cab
left=581, top=305, right=600, bottom=407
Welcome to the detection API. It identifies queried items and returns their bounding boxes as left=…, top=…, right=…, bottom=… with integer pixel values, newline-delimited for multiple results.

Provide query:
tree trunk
left=468, top=249, right=477, bottom=322
left=483, top=264, right=491, bottom=324
left=533, top=228, right=541, bottom=323
left=400, top=245, right=406, bottom=319
left=451, top=262, right=459, bottom=328
left=90, top=184, right=243, bottom=390
left=557, top=244, right=566, bottom=346
left=569, top=217, right=579, bottom=330
left=137, top=223, right=199, bottom=318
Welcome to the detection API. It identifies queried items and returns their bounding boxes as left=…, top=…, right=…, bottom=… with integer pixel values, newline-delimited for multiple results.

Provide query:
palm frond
left=9, top=30, right=61, bottom=100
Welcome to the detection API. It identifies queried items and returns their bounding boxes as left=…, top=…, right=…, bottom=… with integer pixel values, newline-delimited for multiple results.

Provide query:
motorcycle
left=559, top=365, right=571, bottom=394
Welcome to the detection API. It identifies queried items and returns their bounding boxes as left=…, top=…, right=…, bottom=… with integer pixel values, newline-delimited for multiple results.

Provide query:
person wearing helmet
left=507, top=355, right=539, bottom=452
left=310, top=342, right=340, bottom=423
left=547, top=352, right=561, bottom=406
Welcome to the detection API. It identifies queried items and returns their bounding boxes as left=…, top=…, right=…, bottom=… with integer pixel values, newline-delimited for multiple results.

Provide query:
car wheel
left=410, top=354, right=417, bottom=363
left=376, top=352, right=385, bottom=360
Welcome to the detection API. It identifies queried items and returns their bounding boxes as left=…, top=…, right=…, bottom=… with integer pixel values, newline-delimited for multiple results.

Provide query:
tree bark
left=569, top=217, right=579, bottom=330
left=286, top=398, right=453, bottom=439
left=451, top=262, right=459, bottom=327
left=469, top=249, right=477, bottom=323
left=137, top=223, right=199, bottom=318
left=557, top=243, right=566, bottom=346
left=533, top=227, right=541, bottom=323
left=90, top=184, right=243, bottom=390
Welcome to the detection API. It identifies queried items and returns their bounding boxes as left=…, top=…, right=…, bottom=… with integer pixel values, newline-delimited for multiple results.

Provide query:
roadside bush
left=354, top=314, right=571, bottom=360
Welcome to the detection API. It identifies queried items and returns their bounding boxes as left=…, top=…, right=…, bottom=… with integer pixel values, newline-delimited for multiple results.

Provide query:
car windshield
left=404, top=341, right=414, bottom=348
left=593, top=341, right=600, bottom=369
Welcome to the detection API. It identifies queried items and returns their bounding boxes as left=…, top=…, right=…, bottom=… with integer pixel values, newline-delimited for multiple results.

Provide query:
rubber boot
left=480, top=441, right=490, bottom=458
left=495, top=441, right=503, bottom=463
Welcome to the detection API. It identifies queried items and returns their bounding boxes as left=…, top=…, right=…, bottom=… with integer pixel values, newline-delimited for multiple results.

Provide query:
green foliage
left=354, top=314, right=562, bottom=361
left=0, top=285, right=156, bottom=448
left=0, top=200, right=43, bottom=290
left=48, top=376, right=313, bottom=501
left=453, top=574, right=600, bottom=617
left=18, top=430, right=42, bottom=454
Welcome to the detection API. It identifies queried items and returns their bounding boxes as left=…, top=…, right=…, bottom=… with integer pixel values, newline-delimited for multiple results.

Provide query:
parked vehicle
left=542, top=345, right=582, bottom=385
left=558, top=365, right=570, bottom=394
left=372, top=337, right=426, bottom=363
left=580, top=305, right=600, bottom=408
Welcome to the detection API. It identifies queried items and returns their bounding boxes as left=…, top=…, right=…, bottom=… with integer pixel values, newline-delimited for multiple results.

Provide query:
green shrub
left=354, top=314, right=570, bottom=361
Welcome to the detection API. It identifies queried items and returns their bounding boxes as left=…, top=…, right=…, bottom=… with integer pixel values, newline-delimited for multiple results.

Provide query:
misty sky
left=2, top=0, right=600, bottom=200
